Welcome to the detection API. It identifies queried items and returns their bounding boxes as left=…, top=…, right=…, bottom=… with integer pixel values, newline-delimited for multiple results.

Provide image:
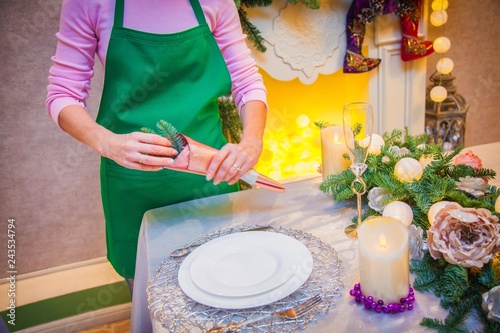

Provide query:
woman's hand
left=102, top=131, right=178, bottom=171
left=206, top=100, right=267, bottom=185
left=206, top=138, right=262, bottom=185
left=58, top=105, right=177, bottom=171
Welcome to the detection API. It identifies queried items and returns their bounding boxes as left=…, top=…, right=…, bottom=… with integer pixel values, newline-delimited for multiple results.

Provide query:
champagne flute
left=343, top=102, right=373, bottom=238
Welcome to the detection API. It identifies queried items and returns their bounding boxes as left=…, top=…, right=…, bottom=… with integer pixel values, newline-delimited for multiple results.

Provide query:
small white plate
left=189, top=232, right=298, bottom=297
left=178, top=231, right=313, bottom=309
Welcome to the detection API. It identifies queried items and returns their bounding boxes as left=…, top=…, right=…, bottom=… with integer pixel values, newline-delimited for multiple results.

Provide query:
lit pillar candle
left=358, top=216, right=409, bottom=303
left=320, top=126, right=350, bottom=180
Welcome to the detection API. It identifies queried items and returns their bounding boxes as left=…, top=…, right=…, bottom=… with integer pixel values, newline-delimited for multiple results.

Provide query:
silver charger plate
left=147, top=226, right=345, bottom=333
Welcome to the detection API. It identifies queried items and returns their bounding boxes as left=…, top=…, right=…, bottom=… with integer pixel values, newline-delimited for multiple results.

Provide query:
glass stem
left=350, top=163, right=368, bottom=231
left=356, top=192, right=362, bottom=227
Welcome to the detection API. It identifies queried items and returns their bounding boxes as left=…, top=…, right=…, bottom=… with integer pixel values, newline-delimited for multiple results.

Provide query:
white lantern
left=383, top=201, right=414, bottom=227
left=432, top=0, right=449, bottom=11
left=430, top=10, right=448, bottom=27
left=436, top=57, right=454, bottom=75
left=430, top=86, right=447, bottom=102
left=394, top=157, right=424, bottom=183
left=433, top=36, right=451, bottom=54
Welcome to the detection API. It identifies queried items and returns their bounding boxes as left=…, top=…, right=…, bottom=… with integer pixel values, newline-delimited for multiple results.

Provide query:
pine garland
left=320, top=128, right=500, bottom=331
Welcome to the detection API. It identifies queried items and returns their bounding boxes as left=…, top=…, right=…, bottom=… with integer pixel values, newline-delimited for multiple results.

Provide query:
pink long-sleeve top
left=46, top=0, right=267, bottom=127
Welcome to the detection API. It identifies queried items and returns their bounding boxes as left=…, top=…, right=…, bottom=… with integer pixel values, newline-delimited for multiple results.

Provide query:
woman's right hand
left=102, top=131, right=178, bottom=171
left=58, top=105, right=177, bottom=171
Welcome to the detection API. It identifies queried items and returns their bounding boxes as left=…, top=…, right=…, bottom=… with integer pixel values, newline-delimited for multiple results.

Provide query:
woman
left=46, top=0, right=267, bottom=285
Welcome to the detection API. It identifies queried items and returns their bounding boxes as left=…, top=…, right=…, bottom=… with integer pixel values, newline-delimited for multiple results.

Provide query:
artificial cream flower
left=482, top=285, right=500, bottom=323
left=367, top=187, right=391, bottom=213
left=408, top=225, right=424, bottom=260
left=427, top=206, right=500, bottom=268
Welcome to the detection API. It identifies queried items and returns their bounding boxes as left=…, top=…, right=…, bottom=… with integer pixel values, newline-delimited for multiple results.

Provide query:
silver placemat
left=147, top=226, right=345, bottom=332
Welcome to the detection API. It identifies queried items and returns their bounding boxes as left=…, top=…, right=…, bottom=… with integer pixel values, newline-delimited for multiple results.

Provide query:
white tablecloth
left=130, top=142, right=500, bottom=333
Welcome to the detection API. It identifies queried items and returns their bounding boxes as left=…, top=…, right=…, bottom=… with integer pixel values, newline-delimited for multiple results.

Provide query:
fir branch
left=141, top=120, right=184, bottom=154
left=218, top=96, right=242, bottom=143
left=238, top=7, right=266, bottom=52
left=288, top=0, right=321, bottom=9
left=239, top=0, right=272, bottom=7
left=477, top=259, right=500, bottom=290
left=410, top=255, right=445, bottom=292
left=156, top=120, right=185, bottom=153
left=313, top=120, right=335, bottom=129
left=434, top=265, right=469, bottom=307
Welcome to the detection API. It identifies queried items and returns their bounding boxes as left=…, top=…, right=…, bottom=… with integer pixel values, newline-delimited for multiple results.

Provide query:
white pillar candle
left=358, top=216, right=409, bottom=303
left=321, top=126, right=350, bottom=180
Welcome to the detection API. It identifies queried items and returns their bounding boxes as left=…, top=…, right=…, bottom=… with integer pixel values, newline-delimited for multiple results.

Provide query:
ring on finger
left=139, top=154, right=145, bottom=164
left=232, top=163, right=241, bottom=171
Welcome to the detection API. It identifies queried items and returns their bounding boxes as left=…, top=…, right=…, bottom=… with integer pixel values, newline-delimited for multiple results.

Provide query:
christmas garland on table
left=319, top=127, right=500, bottom=332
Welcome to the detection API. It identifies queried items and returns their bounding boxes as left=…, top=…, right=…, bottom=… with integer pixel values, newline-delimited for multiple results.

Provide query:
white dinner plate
left=189, top=232, right=299, bottom=297
left=178, top=231, right=313, bottom=309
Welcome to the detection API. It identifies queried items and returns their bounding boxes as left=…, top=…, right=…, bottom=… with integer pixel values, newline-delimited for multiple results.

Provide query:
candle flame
left=379, top=234, right=387, bottom=248
left=333, top=133, right=340, bottom=144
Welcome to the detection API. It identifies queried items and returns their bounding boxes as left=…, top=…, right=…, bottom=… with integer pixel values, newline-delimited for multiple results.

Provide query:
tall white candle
left=321, top=126, right=350, bottom=180
left=358, top=216, right=409, bottom=303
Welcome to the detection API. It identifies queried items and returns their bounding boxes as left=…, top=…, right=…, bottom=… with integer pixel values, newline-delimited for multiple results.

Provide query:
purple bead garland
left=349, top=283, right=415, bottom=314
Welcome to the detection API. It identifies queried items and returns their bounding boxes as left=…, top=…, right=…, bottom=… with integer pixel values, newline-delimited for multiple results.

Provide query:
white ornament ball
left=394, top=157, right=424, bottom=183
left=432, top=0, right=449, bottom=11
left=383, top=201, right=414, bottom=227
left=430, top=86, right=447, bottom=102
left=430, top=10, right=448, bottom=27
left=495, top=196, right=500, bottom=212
left=428, top=201, right=462, bottom=225
left=433, top=36, right=451, bottom=54
left=368, top=134, right=385, bottom=155
left=436, top=57, right=454, bottom=75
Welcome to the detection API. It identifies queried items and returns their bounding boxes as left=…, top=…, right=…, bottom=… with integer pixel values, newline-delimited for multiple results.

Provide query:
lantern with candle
left=425, top=0, right=469, bottom=151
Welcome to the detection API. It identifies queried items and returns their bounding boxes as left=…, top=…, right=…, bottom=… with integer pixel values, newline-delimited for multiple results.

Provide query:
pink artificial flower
left=454, top=150, right=483, bottom=170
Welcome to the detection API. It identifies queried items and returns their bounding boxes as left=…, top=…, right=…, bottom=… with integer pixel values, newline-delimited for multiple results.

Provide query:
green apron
left=95, top=0, right=238, bottom=278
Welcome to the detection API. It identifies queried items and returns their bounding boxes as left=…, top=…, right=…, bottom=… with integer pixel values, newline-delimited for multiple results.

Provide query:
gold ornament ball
left=432, top=0, right=449, bottom=11
left=436, top=57, right=454, bottom=74
left=495, top=196, right=500, bottom=212
left=394, top=157, right=424, bottom=183
left=430, top=10, right=448, bottom=27
left=419, top=154, right=435, bottom=169
left=433, top=36, right=451, bottom=53
left=383, top=201, right=414, bottom=227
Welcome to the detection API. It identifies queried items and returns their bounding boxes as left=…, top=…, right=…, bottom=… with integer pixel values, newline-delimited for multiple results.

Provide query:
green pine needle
left=141, top=120, right=185, bottom=154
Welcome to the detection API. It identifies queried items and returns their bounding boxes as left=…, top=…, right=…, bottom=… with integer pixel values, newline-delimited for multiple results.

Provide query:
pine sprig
left=218, top=96, right=242, bottom=143
left=237, top=7, right=267, bottom=52
left=141, top=120, right=185, bottom=154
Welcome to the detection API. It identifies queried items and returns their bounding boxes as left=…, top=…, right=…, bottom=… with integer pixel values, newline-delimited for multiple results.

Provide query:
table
left=130, top=142, right=500, bottom=333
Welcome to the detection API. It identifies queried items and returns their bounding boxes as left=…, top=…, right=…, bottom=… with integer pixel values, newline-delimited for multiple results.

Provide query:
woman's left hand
left=206, top=138, right=262, bottom=185
left=206, top=100, right=267, bottom=186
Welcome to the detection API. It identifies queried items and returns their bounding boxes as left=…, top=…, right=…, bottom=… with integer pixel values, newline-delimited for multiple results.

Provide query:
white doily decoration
left=247, top=0, right=346, bottom=84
